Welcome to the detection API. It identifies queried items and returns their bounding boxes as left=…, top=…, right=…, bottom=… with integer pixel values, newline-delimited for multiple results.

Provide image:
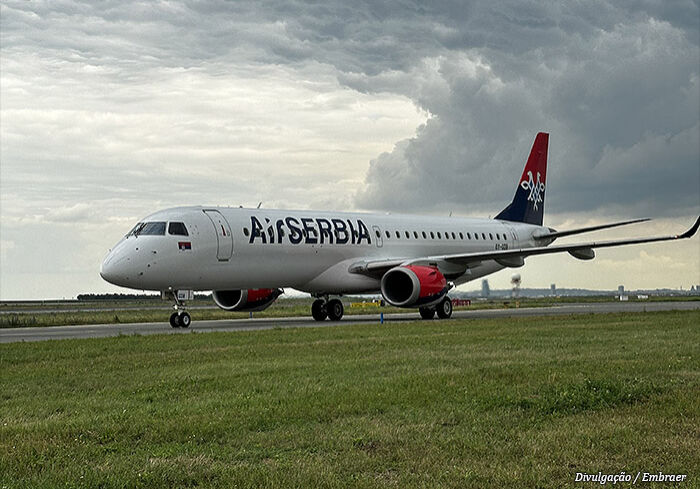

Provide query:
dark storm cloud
left=342, top=2, right=700, bottom=217
left=2, top=0, right=698, bottom=219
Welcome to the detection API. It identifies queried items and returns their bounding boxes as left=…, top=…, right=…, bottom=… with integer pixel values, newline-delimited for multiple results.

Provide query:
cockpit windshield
left=127, top=221, right=166, bottom=237
left=126, top=222, right=143, bottom=237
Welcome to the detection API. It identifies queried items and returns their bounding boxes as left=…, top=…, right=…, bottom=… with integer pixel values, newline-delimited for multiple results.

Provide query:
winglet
left=679, top=216, right=700, bottom=239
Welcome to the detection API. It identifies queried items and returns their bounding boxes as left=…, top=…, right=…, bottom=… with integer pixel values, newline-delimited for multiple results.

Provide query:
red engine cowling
left=380, top=265, right=448, bottom=307
left=212, top=288, right=283, bottom=312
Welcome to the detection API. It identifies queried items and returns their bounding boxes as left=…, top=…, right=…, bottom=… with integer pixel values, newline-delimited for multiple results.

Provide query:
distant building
left=550, top=284, right=556, bottom=296
left=481, top=280, right=490, bottom=298
left=618, top=285, right=625, bottom=296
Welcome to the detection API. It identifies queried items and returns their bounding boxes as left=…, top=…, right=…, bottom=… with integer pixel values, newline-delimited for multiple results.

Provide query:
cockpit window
left=127, top=222, right=143, bottom=237
left=134, top=221, right=166, bottom=236
left=168, top=222, right=189, bottom=236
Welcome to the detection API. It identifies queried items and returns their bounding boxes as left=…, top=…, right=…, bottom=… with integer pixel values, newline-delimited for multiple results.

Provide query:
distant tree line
left=77, top=293, right=212, bottom=301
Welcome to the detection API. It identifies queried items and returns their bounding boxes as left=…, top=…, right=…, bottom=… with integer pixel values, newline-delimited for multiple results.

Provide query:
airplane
left=100, top=132, right=700, bottom=327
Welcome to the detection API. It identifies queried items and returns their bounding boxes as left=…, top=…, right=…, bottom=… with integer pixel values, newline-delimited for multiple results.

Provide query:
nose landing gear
left=165, top=290, right=193, bottom=328
left=169, top=311, right=191, bottom=328
left=311, top=295, right=344, bottom=321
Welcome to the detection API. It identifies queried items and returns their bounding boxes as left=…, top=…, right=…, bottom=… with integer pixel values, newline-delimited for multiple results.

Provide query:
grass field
left=1, top=310, right=698, bottom=488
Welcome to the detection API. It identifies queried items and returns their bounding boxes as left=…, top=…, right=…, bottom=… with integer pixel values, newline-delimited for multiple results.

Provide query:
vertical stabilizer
left=495, top=132, right=548, bottom=225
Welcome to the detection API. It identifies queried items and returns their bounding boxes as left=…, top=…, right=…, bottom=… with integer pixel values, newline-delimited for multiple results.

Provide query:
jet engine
left=212, top=288, right=283, bottom=312
left=380, top=265, right=448, bottom=308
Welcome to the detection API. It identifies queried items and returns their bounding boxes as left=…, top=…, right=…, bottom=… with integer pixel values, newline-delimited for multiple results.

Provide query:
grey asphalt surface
left=1, top=301, right=698, bottom=344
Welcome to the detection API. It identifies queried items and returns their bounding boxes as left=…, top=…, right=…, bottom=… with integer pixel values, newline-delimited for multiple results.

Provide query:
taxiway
left=1, top=301, right=698, bottom=343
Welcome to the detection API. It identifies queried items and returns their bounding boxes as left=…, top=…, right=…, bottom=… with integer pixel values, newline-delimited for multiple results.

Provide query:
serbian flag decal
left=178, top=241, right=192, bottom=251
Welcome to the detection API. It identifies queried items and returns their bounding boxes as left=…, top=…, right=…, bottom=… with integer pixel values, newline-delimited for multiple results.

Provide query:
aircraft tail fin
left=495, top=132, right=549, bottom=226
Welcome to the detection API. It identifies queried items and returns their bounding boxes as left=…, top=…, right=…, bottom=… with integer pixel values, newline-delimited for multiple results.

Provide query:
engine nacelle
left=212, top=288, right=283, bottom=312
left=380, top=265, right=448, bottom=308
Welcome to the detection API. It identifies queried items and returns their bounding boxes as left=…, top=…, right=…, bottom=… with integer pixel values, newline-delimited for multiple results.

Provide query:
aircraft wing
left=532, top=217, right=651, bottom=240
left=349, top=216, right=700, bottom=277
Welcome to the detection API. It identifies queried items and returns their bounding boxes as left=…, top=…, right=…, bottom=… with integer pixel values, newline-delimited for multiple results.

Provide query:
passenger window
left=482, top=233, right=486, bottom=240
left=243, top=227, right=250, bottom=237
left=459, top=232, right=464, bottom=239
left=405, top=231, right=410, bottom=238
left=375, top=230, right=381, bottom=238
left=452, top=232, right=456, bottom=239
left=385, top=231, right=390, bottom=238
left=437, top=232, right=442, bottom=239
left=467, top=232, right=471, bottom=240
left=430, top=232, right=435, bottom=239
left=396, top=231, right=400, bottom=238
left=422, top=231, right=427, bottom=239
left=413, top=231, right=418, bottom=239
left=489, top=233, right=493, bottom=240
left=474, top=233, right=479, bottom=240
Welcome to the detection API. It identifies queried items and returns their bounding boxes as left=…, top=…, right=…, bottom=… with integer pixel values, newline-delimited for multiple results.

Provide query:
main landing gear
left=166, top=290, right=192, bottom=328
left=311, top=295, right=344, bottom=321
left=419, top=296, right=453, bottom=320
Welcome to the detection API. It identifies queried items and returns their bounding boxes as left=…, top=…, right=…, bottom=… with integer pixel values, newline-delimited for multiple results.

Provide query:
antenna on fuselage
left=257, top=202, right=262, bottom=209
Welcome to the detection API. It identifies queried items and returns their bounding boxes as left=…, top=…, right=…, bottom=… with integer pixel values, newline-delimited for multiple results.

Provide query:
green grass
left=1, top=311, right=698, bottom=488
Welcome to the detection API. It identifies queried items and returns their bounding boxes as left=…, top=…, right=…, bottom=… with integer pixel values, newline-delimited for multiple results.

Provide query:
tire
left=419, top=307, right=435, bottom=320
left=326, top=299, right=344, bottom=321
left=311, top=299, right=327, bottom=321
left=179, top=312, right=191, bottom=328
left=436, top=296, right=453, bottom=319
left=169, top=312, right=180, bottom=328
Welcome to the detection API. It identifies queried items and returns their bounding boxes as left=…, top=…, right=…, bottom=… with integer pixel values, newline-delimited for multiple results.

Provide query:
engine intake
left=380, top=265, right=448, bottom=308
left=212, top=288, right=283, bottom=312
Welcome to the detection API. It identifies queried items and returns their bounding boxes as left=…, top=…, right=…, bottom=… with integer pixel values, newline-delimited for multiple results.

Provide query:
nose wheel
left=166, top=290, right=192, bottom=328
left=169, top=311, right=191, bottom=328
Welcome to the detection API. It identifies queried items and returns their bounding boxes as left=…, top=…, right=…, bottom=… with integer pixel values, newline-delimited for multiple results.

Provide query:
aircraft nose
left=100, top=245, right=135, bottom=287
left=100, top=251, right=121, bottom=285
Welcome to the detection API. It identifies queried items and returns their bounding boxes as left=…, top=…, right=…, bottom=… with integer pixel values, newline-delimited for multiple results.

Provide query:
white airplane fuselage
left=100, top=132, right=698, bottom=325
left=100, top=206, right=546, bottom=294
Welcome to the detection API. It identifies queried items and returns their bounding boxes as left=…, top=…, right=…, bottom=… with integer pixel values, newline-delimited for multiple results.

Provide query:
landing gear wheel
left=326, top=299, right=344, bottom=321
left=419, top=307, right=435, bottom=320
left=436, top=296, right=453, bottom=319
left=179, top=312, right=191, bottom=328
left=169, top=312, right=181, bottom=328
left=311, top=299, right=328, bottom=321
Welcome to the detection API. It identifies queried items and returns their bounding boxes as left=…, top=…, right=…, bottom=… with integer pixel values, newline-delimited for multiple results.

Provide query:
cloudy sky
left=1, top=0, right=698, bottom=300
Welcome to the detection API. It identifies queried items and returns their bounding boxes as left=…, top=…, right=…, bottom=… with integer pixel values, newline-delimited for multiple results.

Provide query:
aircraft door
left=504, top=224, right=518, bottom=248
left=372, top=225, right=383, bottom=248
left=203, top=210, right=233, bottom=261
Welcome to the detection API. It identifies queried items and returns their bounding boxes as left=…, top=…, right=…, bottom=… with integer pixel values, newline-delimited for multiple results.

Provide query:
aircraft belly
left=297, top=258, right=381, bottom=294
